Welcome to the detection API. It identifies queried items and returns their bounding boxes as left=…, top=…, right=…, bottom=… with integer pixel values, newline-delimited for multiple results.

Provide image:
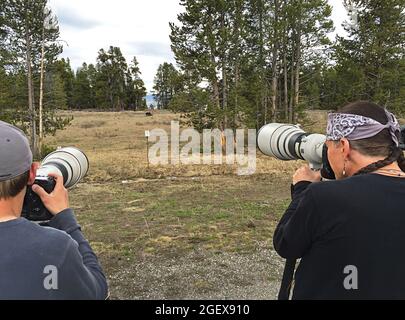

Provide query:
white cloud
left=49, top=0, right=348, bottom=93
left=50, top=0, right=181, bottom=92
left=329, top=0, right=349, bottom=39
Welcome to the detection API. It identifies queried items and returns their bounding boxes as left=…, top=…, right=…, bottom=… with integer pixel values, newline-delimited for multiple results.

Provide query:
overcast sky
left=49, top=0, right=348, bottom=93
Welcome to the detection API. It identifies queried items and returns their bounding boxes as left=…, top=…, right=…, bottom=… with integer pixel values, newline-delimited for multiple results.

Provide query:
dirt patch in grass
left=108, top=244, right=284, bottom=300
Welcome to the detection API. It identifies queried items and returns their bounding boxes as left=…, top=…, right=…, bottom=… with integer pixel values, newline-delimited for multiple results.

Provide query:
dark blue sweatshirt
left=0, top=209, right=108, bottom=300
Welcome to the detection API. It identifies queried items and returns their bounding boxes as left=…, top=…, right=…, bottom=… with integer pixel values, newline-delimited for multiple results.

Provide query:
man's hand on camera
left=32, top=173, right=69, bottom=215
left=293, top=165, right=322, bottom=185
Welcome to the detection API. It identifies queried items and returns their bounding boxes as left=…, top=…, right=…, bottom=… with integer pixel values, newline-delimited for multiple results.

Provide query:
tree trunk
left=283, top=50, right=289, bottom=121
left=271, top=0, right=280, bottom=122
left=277, top=78, right=280, bottom=109
left=211, top=74, right=220, bottom=111
left=38, top=26, right=45, bottom=158
left=209, top=50, right=220, bottom=113
left=294, top=14, right=302, bottom=123
left=206, top=13, right=221, bottom=124
left=108, top=75, right=113, bottom=110
left=26, top=31, right=37, bottom=158
left=271, top=53, right=279, bottom=122
left=222, top=61, right=228, bottom=130
left=289, top=41, right=295, bottom=123
left=233, top=2, right=242, bottom=131
left=258, top=6, right=267, bottom=125
left=234, top=62, right=240, bottom=130
left=221, top=11, right=228, bottom=131
left=210, top=54, right=220, bottom=114
left=263, top=87, right=268, bottom=125
left=282, top=0, right=289, bottom=121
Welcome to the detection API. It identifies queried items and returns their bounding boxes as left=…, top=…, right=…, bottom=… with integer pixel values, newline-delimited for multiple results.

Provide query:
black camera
left=22, top=177, right=56, bottom=221
left=21, top=147, right=89, bottom=221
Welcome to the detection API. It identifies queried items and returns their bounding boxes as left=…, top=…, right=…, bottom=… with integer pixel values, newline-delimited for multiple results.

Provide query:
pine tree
left=170, top=0, right=226, bottom=127
left=127, top=57, right=147, bottom=110
left=335, top=0, right=405, bottom=113
left=0, top=66, right=13, bottom=108
left=44, top=72, right=67, bottom=109
left=52, top=58, right=75, bottom=108
left=2, top=0, right=66, bottom=157
left=283, top=0, right=333, bottom=121
left=73, top=63, right=94, bottom=109
left=0, top=0, right=8, bottom=64
left=95, top=46, right=128, bottom=110
left=153, top=62, right=181, bottom=109
left=170, top=0, right=334, bottom=128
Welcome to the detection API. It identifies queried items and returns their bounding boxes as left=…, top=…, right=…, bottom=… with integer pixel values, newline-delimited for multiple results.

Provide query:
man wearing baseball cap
left=0, top=120, right=108, bottom=299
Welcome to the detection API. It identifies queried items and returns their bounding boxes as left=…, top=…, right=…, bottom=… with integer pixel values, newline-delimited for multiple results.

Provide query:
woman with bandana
left=274, top=101, right=405, bottom=300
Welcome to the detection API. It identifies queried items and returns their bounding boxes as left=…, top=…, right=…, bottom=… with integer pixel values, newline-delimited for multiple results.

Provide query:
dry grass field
left=44, top=110, right=328, bottom=299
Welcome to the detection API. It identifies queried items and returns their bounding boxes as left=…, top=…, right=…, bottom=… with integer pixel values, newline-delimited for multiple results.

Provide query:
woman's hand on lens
left=293, top=165, right=322, bottom=185
left=32, top=173, right=69, bottom=215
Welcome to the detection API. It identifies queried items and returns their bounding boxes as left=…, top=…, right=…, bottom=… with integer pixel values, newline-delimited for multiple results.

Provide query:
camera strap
left=278, top=258, right=297, bottom=300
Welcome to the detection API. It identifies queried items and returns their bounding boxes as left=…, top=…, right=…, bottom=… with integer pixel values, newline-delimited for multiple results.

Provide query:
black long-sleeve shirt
left=274, top=173, right=405, bottom=300
left=0, top=209, right=108, bottom=300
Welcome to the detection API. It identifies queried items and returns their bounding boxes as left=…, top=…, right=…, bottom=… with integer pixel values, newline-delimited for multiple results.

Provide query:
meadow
left=44, top=110, right=328, bottom=299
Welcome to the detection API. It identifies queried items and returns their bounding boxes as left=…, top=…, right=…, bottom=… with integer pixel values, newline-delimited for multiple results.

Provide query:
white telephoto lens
left=41, top=147, right=89, bottom=188
left=257, top=123, right=306, bottom=160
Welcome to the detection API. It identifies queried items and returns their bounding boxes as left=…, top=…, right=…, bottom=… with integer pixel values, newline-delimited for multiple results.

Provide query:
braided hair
left=337, top=101, right=405, bottom=176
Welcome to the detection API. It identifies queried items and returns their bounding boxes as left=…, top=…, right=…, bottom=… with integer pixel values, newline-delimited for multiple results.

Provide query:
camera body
left=22, top=177, right=56, bottom=221
left=21, top=147, right=89, bottom=222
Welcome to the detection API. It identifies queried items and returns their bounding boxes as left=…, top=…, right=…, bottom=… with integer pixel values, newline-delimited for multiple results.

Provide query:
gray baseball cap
left=0, top=121, right=33, bottom=182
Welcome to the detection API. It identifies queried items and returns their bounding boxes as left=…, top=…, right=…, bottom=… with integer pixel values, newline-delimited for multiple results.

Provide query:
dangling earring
left=342, top=161, right=347, bottom=177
